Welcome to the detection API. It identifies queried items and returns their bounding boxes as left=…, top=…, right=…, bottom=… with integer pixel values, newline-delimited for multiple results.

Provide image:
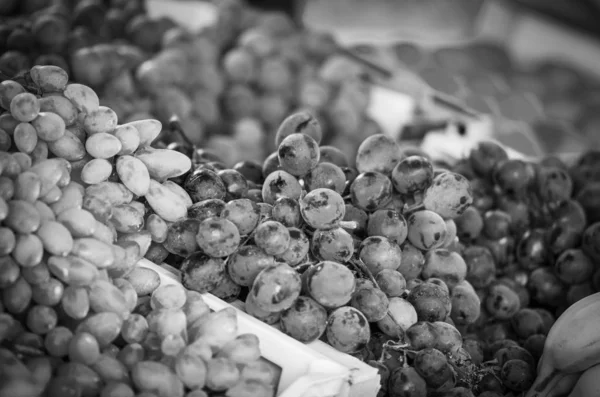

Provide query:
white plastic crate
left=137, top=259, right=380, bottom=397
left=146, top=0, right=217, bottom=33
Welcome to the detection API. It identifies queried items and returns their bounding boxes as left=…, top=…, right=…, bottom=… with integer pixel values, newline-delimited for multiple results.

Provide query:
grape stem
left=349, top=257, right=380, bottom=289
left=403, top=202, right=425, bottom=216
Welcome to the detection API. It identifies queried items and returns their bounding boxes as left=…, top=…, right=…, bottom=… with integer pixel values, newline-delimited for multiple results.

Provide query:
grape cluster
left=0, top=65, right=274, bottom=397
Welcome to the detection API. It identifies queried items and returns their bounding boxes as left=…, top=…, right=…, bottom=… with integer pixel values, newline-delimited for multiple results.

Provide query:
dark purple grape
left=462, top=245, right=496, bottom=289
left=566, top=282, right=594, bottom=305
left=342, top=166, right=359, bottom=188
left=545, top=224, right=581, bottom=256
left=582, top=222, right=600, bottom=261
left=407, top=282, right=451, bottom=322
left=280, top=296, right=327, bottom=343
left=375, top=269, right=406, bottom=298
left=163, top=219, right=201, bottom=257
left=246, top=189, right=262, bottom=203
left=343, top=204, right=368, bottom=236
left=325, top=306, right=370, bottom=353
left=388, top=366, right=427, bottom=397
left=451, top=158, right=476, bottom=180
left=511, top=308, right=545, bottom=339
left=188, top=198, right=226, bottom=222
left=350, top=171, right=393, bottom=212
left=391, top=155, right=433, bottom=196
left=494, top=345, right=535, bottom=368
left=217, top=169, right=249, bottom=200
left=254, top=220, right=290, bottom=256
left=421, top=249, right=467, bottom=290
left=527, top=267, right=565, bottom=307
left=454, top=206, right=483, bottom=241
left=576, top=182, right=600, bottom=223
left=495, top=195, right=530, bottom=236
left=196, top=217, right=240, bottom=257
left=407, top=210, right=447, bottom=251
left=552, top=199, right=587, bottom=233
left=275, top=111, right=322, bottom=147
left=470, top=178, right=495, bottom=212
left=501, top=359, right=534, bottom=392
left=299, top=188, right=345, bottom=229
left=536, top=166, right=573, bottom=204
left=367, top=209, right=408, bottom=245
left=355, top=134, right=401, bottom=175
left=304, top=162, right=346, bottom=193
left=233, top=160, right=264, bottom=184
left=523, top=334, right=545, bottom=360
left=181, top=252, right=227, bottom=293
left=554, top=248, right=594, bottom=285
left=406, top=321, right=437, bottom=350
left=277, top=133, right=320, bottom=176
left=275, top=227, right=310, bottom=266
left=462, top=338, right=484, bottom=365
left=271, top=197, right=302, bottom=228
left=261, top=170, right=302, bottom=205
left=350, top=286, right=389, bottom=322
left=359, top=236, right=402, bottom=274
left=319, top=145, right=349, bottom=167
left=516, top=229, right=549, bottom=271
left=250, top=263, right=302, bottom=312
left=206, top=161, right=227, bottom=171
left=494, top=159, right=535, bottom=197
left=304, top=261, right=356, bottom=309
left=311, top=227, right=354, bottom=263
left=184, top=168, right=226, bottom=202
left=477, top=235, right=514, bottom=269
left=398, top=242, right=425, bottom=280
left=222, top=198, right=261, bottom=235
left=469, top=141, right=508, bottom=177
left=227, top=245, right=275, bottom=287
left=423, top=172, right=473, bottom=219
left=482, top=210, right=511, bottom=239
left=262, top=151, right=282, bottom=179
left=413, top=347, right=453, bottom=388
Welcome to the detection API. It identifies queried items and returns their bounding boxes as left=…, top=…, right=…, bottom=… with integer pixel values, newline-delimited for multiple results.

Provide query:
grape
left=500, top=359, right=534, bottom=392
left=350, top=287, right=389, bottom=322
left=582, top=222, right=600, bottom=261
left=184, top=168, right=226, bottom=202
left=413, top=347, right=452, bottom=388
left=261, top=152, right=282, bottom=180
left=482, top=209, right=512, bottom=240
left=388, top=366, right=427, bottom=397
left=450, top=282, right=481, bottom=325
left=222, top=198, right=261, bottom=235
left=261, top=170, right=301, bottom=205
left=552, top=199, right=587, bottom=233
left=350, top=171, right=393, bottom=212
left=233, top=160, right=263, bottom=184
left=407, top=210, right=447, bottom=251
left=407, top=281, right=451, bottom=322
left=299, top=188, right=345, bottom=229
left=515, top=228, right=549, bottom=271
left=275, top=227, right=310, bottom=266
left=486, top=283, right=521, bottom=320
left=227, top=245, right=275, bottom=287
left=326, top=306, right=370, bottom=353
left=355, top=134, right=401, bottom=175
left=68, top=331, right=101, bottom=366
left=181, top=252, right=227, bottom=294
left=319, top=145, right=349, bottom=167
left=366, top=209, right=408, bottom=245
left=254, top=220, right=290, bottom=255
left=271, top=197, right=302, bottom=227
left=454, top=206, right=484, bottom=241
left=277, top=133, right=320, bottom=176
left=249, top=263, right=301, bottom=312
left=304, top=161, right=346, bottom=194
left=196, top=217, right=240, bottom=258
left=244, top=293, right=281, bottom=325
left=423, top=171, right=473, bottom=219
left=554, top=248, right=594, bottom=285
left=391, top=155, right=433, bottom=197
left=359, top=236, right=402, bottom=274
left=375, top=269, right=406, bottom=297
left=218, top=169, right=249, bottom=200
left=421, top=249, right=467, bottom=290
left=206, top=357, right=241, bottom=391
left=397, top=243, right=425, bottom=280
left=304, top=261, right=355, bottom=309
left=343, top=204, right=368, bottom=236
left=163, top=219, right=201, bottom=258
left=468, top=141, right=508, bottom=177
left=494, top=159, right=536, bottom=197
left=280, top=296, right=327, bottom=343
left=188, top=199, right=226, bottom=222
left=311, top=227, right=354, bottom=263
left=377, top=297, right=418, bottom=337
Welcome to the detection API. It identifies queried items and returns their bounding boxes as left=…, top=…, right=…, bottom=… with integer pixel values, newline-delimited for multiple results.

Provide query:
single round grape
left=582, top=222, right=600, bottom=261
left=391, top=155, right=433, bottom=196
left=367, top=209, right=408, bottom=245
left=261, top=170, right=301, bottom=205
left=350, top=286, right=389, bottom=322
left=326, top=306, right=370, bottom=353
left=536, top=165, right=573, bottom=204
left=254, top=220, right=290, bottom=256
left=163, top=219, right=201, bottom=258
left=350, top=171, right=393, bottom=212
left=496, top=195, right=530, bottom=235
left=277, top=133, right=320, bottom=176
left=454, top=206, right=483, bottom=240
left=511, top=308, right=545, bottom=340
left=311, top=227, right=354, bottom=263
left=217, top=169, right=249, bottom=200
left=275, top=111, right=322, bottom=147
left=523, top=334, right=546, bottom=361
left=413, top=347, right=451, bottom=388
left=196, top=217, right=240, bottom=258
left=244, top=293, right=281, bottom=325
left=486, top=284, right=521, bottom=320
left=552, top=199, right=587, bottom=233
left=494, top=159, right=536, bottom=197
left=469, top=177, right=495, bottom=212
left=181, top=252, right=227, bottom=294
left=355, top=134, right=401, bottom=175
left=343, top=204, right=368, bottom=236
left=304, top=161, right=346, bottom=193
left=423, top=171, right=473, bottom=219
left=222, top=198, right=261, bottom=235
left=516, top=228, right=549, bottom=271
left=319, top=145, right=349, bottom=167
left=250, top=263, right=302, bottom=312
left=469, top=141, right=508, bottom=177
left=388, top=366, right=427, bottom=397
left=407, top=281, right=452, bottom=322
left=184, top=168, right=226, bottom=202
left=228, top=245, right=276, bottom=287
left=575, top=182, right=600, bottom=223
left=397, top=242, right=425, bottom=280
left=188, top=198, right=226, bottom=222
left=44, top=326, right=73, bottom=358
left=462, top=245, right=496, bottom=289
left=501, top=359, right=534, bottom=392
left=206, top=357, right=240, bottom=391
left=422, top=249, right=467, bottom=290
left=554, top=248, right=594, bottom=285
left=271, top=197, right=302, bottom=227
left=482, top=209, right=512, bottom=240
left=407, top=210, right=448, bottom=251
left=68, top=331, right=101, bottom=366
left=406, top=321, right=438, bottom=350
left=375, top=269, right=406, bottom=297
left=280, top=296, right=328, bottom=343
left=261, top=151, right=282, bottom=179
left=359, top=236, right=402, bottom=274
left=26, top=305, right=57, bottom=335
left=233, top=160, right=263, bottom=184
left=299, top=188, right=345, bottom=229
left=304, top=261, right=356, bottom=309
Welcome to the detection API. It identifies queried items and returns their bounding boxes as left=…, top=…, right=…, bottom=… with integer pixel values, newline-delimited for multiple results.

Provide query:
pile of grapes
left=0, top=65, right=280, bottom=397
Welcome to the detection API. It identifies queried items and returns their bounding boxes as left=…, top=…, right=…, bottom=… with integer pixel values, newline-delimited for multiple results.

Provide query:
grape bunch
left=0, top=65, right=274, bottom=397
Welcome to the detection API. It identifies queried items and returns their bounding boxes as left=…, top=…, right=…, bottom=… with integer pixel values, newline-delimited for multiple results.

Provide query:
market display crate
left=137, top=259, right=381, bottom=397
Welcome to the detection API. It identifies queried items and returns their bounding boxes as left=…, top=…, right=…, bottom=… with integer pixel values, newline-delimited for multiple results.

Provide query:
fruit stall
left=0, top=1, right=599, bottom=397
